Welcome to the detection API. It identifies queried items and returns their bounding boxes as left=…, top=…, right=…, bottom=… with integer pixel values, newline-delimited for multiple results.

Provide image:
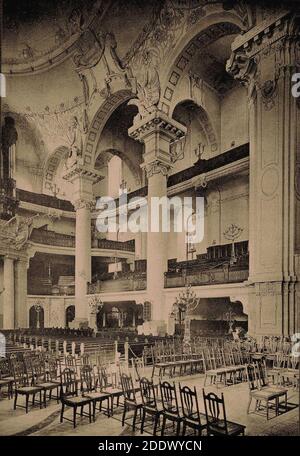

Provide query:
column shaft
left=3, top=257, right=14, bottom=329
left=14, top=260, right=28, bottom=328
left=75, top=204, right=92, bottom=322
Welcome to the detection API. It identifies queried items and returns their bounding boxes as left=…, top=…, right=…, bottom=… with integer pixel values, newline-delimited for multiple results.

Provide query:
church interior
left=0, top=0, right=299, bottom=438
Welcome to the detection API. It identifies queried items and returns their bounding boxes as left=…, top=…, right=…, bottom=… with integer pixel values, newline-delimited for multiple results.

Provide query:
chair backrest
left=131, top=357, right=145, bottom=382
left=65, top=354, right=75, bottom=368
left=80, top=354, right=90, bottom=367
left=140, top=377, right=157, bottom=408
left=61, top=368, right=77, bottom=395
left=32, top=358, right=46, bottom=382
left=179, top=384, right=201, bottom=423
left=120, top=373, right=136, bottom=402
left=0, top=358, right=11, bottom=378
left=160, top=381, right=180, bottom=415
left=13, top=361, right=30, bottom=387
left=202, top=389, right=228, bottom=434
left=80, top=365, right=95, bottom=392
left=246, top=363, right=262, bottom=391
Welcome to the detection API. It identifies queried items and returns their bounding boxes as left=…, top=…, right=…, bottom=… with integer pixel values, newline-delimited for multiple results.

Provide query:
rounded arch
left=95, top=148, right=142, bottom=187
left=172, top=99, right=219, bottom=154
left=83, top=89, right=136, bottom=167
left=43, top=146, right=69, bottom=194
left=159, top=18, right=243, bottom=116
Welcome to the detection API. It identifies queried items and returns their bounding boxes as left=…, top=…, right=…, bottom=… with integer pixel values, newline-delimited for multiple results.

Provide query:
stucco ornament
left=66, top=116, right=84, bottom=168
left=128, top=50, right=161, bottom=120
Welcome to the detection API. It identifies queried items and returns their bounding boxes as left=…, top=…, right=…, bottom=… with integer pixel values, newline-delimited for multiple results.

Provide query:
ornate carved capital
left=141, top=160, right=171, bottom=179
left=73, top=199, right=96, bottom=211
left=128, top=109, right=186, bottom=144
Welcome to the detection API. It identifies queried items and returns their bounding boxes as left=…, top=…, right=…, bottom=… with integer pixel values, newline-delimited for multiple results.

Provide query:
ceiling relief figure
left=128, top=50, right=161, bottom=120
left=73, top=29, right=134, bottom=104
left=66, top=116, right=84, bottom=169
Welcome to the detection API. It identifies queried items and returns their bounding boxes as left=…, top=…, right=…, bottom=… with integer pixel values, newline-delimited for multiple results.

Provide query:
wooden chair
left=80, top=365, right=111, bottom=420
left=60, top=368, right=93, bottom=428
left=160, top=381, right=182, bottom=436
left=121, top=373, right=143, bottom=431
left=140, top=377, right=163, bottom=435
left=13, top=361, right=43, bottom=413
left=0, top=358, right=14, bottom=399
left=32, top=359, right=61, bottom=407
left=203, top=389, right=245, bottom=436
left=97, top=366, right=123, bottom=416
left=246, top=363, right=288, bottom=420
left=280, top=355, right=299, bottom=389
left=179, top=384, right=207, bottom=436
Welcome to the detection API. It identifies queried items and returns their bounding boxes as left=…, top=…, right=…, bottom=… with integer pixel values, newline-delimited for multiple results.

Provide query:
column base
left=69, top=318, right=89, bottom=330
left=137, top=320, right=167, bottom=337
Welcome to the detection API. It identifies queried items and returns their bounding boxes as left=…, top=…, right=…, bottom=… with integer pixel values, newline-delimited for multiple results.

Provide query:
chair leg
left=122, top=402, right=127, bottom=426
left=161, top=414, right=166, bottom=436
left=73, top=405, right=77, bottom=428
left=153, top=414, right=159, bottom=436
left=176, top=419, right=181, bottom=436
left=132, top=406, right=138, bottom=431
left=26, top=394, right=29, bottom=413
left=93, top=401, right=96, bottom=422
left=60, top=402, right=65, bottom=423
left=182, top=421, right=186, bottom=436
left=247, top=396, right=252, bottom=414
left=141, top=408, right=146, bottom=434
left=89, top=402, right=92, bottom=423
left=14, top=392, right=18, bottom=410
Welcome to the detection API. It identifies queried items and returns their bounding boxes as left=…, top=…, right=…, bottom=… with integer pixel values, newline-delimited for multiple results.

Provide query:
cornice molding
left=128, top=109, right=186, bottom=144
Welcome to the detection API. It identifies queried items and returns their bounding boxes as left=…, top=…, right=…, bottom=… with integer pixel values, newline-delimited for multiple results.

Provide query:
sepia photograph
left=0, top=0, right=299, bottom=448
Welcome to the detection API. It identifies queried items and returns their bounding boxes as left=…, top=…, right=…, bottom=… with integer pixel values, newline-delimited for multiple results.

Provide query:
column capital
left=141, top=160, right=171, bottom=179
left=63, top=163, right=103, bottom=185
left=63, top=163, right=103, bottom=209
left=73, top=199, right=96, bottom=211
left=128, top=108, right=186, bottom=144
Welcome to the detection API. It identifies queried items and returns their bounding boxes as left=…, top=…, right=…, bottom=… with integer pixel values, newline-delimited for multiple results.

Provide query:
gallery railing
left=88, top=272, right=147, bottom=294
left=164, top=265, right=249, bottom=288
left=30, top=229, right=135, bottom=252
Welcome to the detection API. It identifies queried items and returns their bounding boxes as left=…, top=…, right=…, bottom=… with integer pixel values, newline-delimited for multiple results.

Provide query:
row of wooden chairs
left=121, top=374, right=246, bottom=436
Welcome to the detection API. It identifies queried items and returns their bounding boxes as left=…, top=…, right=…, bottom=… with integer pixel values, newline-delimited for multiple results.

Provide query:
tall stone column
left=227, top=11, right=300, bottom=336
left=14, top=259, right=28, bottom=328
left=129, top=110, right=186, bottom=333
left=63, top=165, right=103, bottom=327
left=3, top=256, right=14, bottom=329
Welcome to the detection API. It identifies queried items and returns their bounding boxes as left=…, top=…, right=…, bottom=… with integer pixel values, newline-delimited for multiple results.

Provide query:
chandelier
left=88, top=295, right=103, bottom=314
